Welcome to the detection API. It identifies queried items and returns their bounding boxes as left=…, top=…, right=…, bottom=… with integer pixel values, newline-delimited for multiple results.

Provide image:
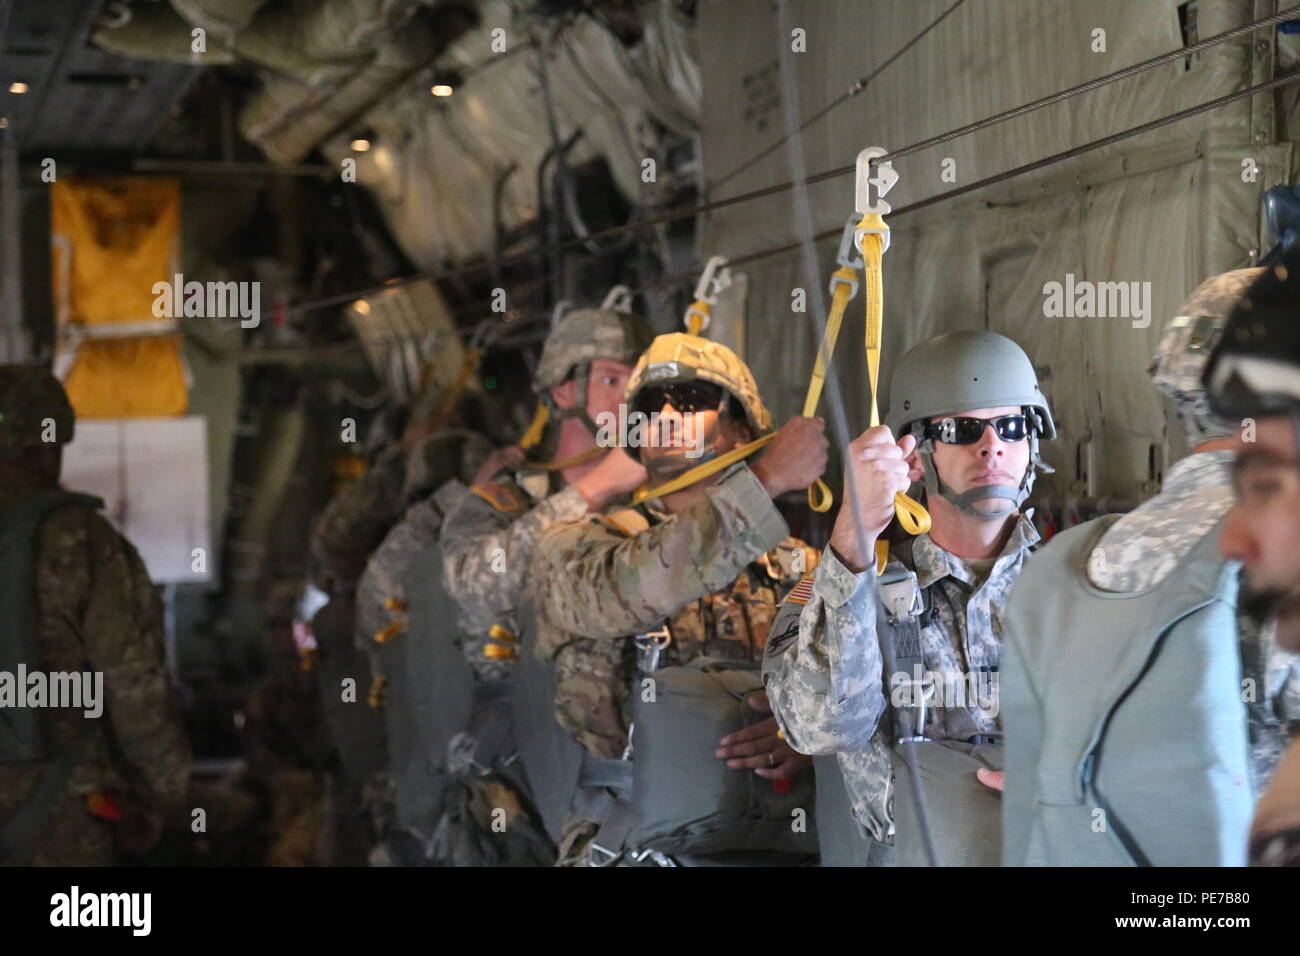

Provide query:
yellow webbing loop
left=488, top=624, right=518, bottom=645
left=433, top=348, right=481, bottom=424
left=367, top=675, right=389, bottom=708
left=800, top=264, right=859, bottom=512
left=857, top=212, right=931, bottom=575
left=373, top=620, right=406, bottom=645
left=631, top=432, right=775, bottom=504
left=528, top=444, right=606, bottom=473
left=685, top=300, right=711, bottom=336
left=519, top=401, right=549, bottom=451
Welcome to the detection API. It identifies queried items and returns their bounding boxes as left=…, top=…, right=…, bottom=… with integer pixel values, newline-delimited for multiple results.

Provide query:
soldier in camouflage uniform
left=0, top=366, right=190, bottom=865
left=998, top=271, right=1300, bottom=866
left=532, top=333, right=828, bottom=865
left=439, top=308, right=655, bottom=673
left=1204, top=255, right=1300, bottom=866
left=763, top=331, right=1054, bottom=865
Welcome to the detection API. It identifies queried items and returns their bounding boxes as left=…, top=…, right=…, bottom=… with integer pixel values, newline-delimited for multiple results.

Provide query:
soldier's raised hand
left=751, top=416, right=829, bottom=498
left=574, top=447, right=648, bottom=511
left=473, top=444, right=526, bottom=485
left=829, top=425, right=919, bottom=572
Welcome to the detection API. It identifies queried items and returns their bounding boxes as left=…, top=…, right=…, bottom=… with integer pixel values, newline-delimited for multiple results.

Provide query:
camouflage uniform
left=439, top=466, right=590, bottom=675
left=0, top=367, right=190, bottom=865
left=438, top=307, right=654, bottom=673
left=533, top=462, right=816, bottom=859
left=1088, top=450, right=1300, bottom=785
left=762, top=519, right=1038, bottom=844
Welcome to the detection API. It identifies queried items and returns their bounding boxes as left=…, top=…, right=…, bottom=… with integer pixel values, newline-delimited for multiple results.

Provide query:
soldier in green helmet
left=439, top=308, right=657, bottom=667
left=0, top=365, right=190, bottom=865
left=763, top=330, right=1054, bottom=866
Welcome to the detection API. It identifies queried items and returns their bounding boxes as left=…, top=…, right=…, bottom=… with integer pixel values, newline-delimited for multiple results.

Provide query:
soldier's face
left=639, top=399, right=747, bottom=484
left=1220, top=416, right=1300, bottom=651
left=585, top=359, right=636, bottom=421
left=926, top=405, right=1031, bottom=516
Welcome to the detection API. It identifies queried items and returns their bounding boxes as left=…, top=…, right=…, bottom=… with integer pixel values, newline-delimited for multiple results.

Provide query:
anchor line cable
left=877, top=5, right=1299, bottom=163
left=285, top=12, right=1298, bottom=320
left=421, top=65, right=1300, bottom=335
left=710, top=0, right=969, bottom=192
left=775, top=0, right=939, bottom=867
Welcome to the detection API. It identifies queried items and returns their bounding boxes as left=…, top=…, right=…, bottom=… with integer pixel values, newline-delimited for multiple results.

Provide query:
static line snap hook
left=601, top=284, right=633, bottom=311
left=684, top=255, right=731, bottom=333
left=551, top=299, right=573, bottom=327
left=855, top=146, right=897, bottom=254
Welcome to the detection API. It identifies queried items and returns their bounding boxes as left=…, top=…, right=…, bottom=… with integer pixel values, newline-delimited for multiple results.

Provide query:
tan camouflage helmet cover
left=533, top=308, right=656, bottom=392
left=625, top=332, right=773, bottom=435
left=1149, top=267, right=1263, bottom=443
left=0, top=364, right=75, bottom=460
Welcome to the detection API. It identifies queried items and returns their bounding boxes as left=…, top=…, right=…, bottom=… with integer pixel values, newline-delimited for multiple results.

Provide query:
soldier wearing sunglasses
left=998, top=269, right=1299, bottom=867
left=530, top=333, right=828, bottom=865
left=763, top=330, right=1054, bottom=866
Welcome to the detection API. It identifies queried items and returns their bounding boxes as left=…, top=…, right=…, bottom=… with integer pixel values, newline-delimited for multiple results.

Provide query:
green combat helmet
left=534, top=308, right=655, bottom=435
left=0, top=365, right=76, bottom=462
left=886, top=330, right=1055, bottom=519
left=1149, top=268, right=1262, bottom=446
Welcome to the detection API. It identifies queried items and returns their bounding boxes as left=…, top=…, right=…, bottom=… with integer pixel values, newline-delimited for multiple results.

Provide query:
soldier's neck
left=925, top=494, right=1018, bottom=559
left=0, top=461, right=55, bottom=490
left=554, top=418, right=602, bottom=486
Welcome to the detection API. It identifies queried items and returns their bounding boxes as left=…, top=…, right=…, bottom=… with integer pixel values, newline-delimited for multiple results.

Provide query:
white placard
left=61, top=417, right=212, bottom=584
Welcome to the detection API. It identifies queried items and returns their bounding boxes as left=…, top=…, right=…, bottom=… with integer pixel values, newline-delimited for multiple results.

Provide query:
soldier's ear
left=905, top=444, right=923, bottom=483
left=550, top=379, right=578, bottom=410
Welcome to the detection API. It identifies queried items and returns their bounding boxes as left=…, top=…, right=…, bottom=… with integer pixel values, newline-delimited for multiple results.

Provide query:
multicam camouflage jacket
left=439, top=464, right=591, bottom=668
left=1087, top=449, right=1300, bottom=787
left=762, top=512, right=1039, bottom=844
left=532, top=462, right=817, bottom=758
left=0, top=476, right=191, bottom=864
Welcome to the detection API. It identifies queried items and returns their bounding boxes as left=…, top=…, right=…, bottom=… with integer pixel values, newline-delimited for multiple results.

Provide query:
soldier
left=439, top=308, right=655, bottom=669
left=763, top=331, right=1054, bottom=866
left=1204, top=254, right=1300, bottom=866
left=998, top=271, right=1300, bottom=867
left=309, top=380, right=492, bottom=863
left=0, top=365, right=190, bottom=865
left=531, top=332, right=827, bottom=865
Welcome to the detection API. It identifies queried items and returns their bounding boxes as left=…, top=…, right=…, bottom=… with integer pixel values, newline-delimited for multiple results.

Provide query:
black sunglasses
left=632, top=381, right=728, bottom=418
left=922, top=414, right=1029, bottom=445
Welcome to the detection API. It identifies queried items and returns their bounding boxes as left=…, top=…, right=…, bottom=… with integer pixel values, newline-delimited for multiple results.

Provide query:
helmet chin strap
left=917, top=433, right=1054, bottom=520
left=546, top=363, right=603, bottom=438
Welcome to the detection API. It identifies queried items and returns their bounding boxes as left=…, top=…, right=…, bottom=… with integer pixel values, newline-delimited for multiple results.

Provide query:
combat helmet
left=886, top=330, right=1054, bottom=518
left=626, top=332, right=773, bottom=437
left=534, top=308, right=655, bottom=434
left=0, top=365, right=75, bottom=462
left=1150, top=268, right=1262, bottom=445
left=1204, top=252, right=1300, bottom=433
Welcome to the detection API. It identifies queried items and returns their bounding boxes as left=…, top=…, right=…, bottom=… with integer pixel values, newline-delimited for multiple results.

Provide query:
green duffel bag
left=629, top=658, right=818, bottom=860
left=891, top=738, right=1004, bottom=866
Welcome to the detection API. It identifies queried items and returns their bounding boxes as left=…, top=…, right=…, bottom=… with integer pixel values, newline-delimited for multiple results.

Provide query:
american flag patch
left=784, top=576, right=815, bottom=606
